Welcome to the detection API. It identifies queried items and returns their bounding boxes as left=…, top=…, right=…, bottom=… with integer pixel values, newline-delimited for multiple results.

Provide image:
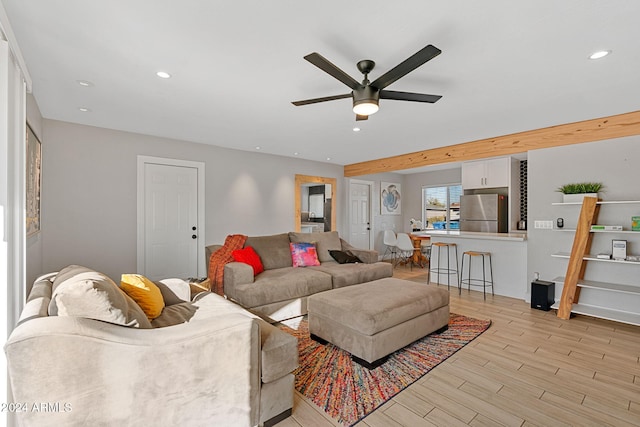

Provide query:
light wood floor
left=275, top=263, right=640, bottom=427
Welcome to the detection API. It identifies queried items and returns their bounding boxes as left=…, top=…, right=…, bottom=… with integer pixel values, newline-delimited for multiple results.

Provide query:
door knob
left=192, top=235, right=197, bottom=239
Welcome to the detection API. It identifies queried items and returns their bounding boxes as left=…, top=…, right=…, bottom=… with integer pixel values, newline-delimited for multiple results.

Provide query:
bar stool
left=427, top=242, right=459, bottom=290
left=459, top=251, right=494, bottom=300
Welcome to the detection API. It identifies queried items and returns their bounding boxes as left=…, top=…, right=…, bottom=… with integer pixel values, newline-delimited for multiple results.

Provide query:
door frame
left=348, top=179, right=374, bottom=250
left=136, top=156, right=206, bottom=277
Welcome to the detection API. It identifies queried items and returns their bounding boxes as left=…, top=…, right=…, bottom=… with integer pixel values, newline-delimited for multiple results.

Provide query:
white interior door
left=138, top=158, right=203, bottom=280
left=349, top=182, right=371, bottom=249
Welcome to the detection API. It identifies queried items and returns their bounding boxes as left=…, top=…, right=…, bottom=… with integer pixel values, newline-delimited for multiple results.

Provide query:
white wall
left=40, top=120, right=344, bottom=281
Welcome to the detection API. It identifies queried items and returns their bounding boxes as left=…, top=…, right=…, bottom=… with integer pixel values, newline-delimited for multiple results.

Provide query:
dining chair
left=382, top=230, right=398, bottom=264
left=395, top=233, right=415, bottom=270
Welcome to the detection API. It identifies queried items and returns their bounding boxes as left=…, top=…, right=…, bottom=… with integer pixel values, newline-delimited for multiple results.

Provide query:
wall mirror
left=294, top=174, right=337, bottom=233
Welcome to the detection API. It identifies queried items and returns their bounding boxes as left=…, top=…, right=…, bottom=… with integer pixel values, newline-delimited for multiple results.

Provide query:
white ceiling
left=3, top=1, right=640, bottom=170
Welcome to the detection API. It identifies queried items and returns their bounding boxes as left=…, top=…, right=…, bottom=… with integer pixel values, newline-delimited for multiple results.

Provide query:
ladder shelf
left=554, top=197, right=640, bottom=323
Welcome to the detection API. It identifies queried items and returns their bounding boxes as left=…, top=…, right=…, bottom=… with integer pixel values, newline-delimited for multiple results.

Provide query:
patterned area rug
left=279, top=313, right=491, bottom=426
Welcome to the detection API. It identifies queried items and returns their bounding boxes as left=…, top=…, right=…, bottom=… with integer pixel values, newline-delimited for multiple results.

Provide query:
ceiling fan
left=292, top=44, right=442, bottom=121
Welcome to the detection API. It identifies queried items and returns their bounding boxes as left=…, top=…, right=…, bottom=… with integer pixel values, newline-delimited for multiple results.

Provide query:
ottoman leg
left=352, top=354, right=388, bottom=370
left=310, top=333, right=328, bottom=345
left=434, top=325, right=448, bottom=334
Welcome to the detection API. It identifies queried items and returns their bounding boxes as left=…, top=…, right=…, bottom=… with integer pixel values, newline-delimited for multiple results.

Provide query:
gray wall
left=31, top=116, right=640, bottom=313
left=403, top=167, right=462, bottom=231
left=38, top=120, right=344, bottom=281
left=346, top=173, right=404, bottom=255
left=527, top=136, right=640, bottom=309
left=348, top=168, right=462, bottom=256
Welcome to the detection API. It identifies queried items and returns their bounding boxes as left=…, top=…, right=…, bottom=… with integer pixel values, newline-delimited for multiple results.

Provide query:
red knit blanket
left=208, top=234, right=247, bottom=296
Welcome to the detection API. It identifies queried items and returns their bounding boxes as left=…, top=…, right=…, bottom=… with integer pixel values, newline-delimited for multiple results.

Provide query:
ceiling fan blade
left=380, top=90, right=442, bottom=103
left=291, top=93, right=352, bottom=106
left=304, top=52, right=361, bottom=90
left=370, top=44, right=442, bottom=90
left=355, top=114, right=368, bottom=121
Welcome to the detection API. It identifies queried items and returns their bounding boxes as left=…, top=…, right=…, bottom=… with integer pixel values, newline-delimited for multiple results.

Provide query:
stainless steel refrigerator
left=459, top=194, right=508, bottom=232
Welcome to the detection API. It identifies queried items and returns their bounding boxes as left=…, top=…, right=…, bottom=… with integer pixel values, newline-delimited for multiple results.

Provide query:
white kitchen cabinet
left=462, top=157, right=510, bottom=189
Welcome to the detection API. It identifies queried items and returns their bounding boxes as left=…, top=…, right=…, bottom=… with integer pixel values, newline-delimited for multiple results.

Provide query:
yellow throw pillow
left=120, top=274, right=165, bottom=320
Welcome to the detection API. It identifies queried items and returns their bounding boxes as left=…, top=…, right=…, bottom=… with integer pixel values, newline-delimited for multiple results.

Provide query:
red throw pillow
left=231, top=246, right=264, bottom=275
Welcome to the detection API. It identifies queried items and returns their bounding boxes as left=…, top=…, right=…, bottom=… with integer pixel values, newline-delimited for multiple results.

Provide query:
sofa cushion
left=232, top=246, right=264, bottom=275
left=290, top=242, right=321, bottom=267
left=289, top=231, right=342, bottom=263
left=245, top=233, right=293, bottom=270
left=227, top=267, right=332, bottom=309
left=310, top=261, right=393, bottom=288
left=49, top=265, right=152, bottom=329
left=120, top=274, right=165, bottom=320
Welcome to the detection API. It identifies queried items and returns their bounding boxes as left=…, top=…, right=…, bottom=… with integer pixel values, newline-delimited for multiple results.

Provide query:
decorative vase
left=562, top=193, right=599, bottom=203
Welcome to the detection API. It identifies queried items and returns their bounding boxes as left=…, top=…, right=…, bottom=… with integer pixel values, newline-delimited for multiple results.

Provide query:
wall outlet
left=534, top=220, right=554, bottom=229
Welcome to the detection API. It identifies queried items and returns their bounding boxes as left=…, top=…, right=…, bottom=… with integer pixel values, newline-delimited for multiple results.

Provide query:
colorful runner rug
left=279, top=313, right=491, bottom=426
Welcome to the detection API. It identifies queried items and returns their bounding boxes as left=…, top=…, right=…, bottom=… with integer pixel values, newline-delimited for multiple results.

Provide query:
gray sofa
left=4, top=265, right=298, bottom=427
left=206, top=231, right=393, bottom=321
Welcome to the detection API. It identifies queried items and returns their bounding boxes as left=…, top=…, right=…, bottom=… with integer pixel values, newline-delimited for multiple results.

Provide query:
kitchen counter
left=301, top=222, right=324, bottom=233
left=412, top=230, right=527, bottom=242
left=416, top=230, right=528, bottom=300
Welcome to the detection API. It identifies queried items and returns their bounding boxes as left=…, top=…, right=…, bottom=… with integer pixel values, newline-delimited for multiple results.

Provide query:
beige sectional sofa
left=4, top=265, right=298, bottom=427
left=206, top=231, right=393, bottom=321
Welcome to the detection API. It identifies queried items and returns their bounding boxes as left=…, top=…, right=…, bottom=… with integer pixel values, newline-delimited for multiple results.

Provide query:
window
left=422, top=185, right=462, bottom=230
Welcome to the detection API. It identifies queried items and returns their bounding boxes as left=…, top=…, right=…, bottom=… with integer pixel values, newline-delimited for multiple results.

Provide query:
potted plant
left=556, top=182, right=603, bottom=203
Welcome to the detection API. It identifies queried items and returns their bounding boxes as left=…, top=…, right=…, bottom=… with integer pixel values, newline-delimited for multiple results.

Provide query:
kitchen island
left=413, top=230, right=528, bottom=300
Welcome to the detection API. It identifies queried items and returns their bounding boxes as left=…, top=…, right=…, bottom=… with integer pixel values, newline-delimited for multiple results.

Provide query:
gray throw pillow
left=49, top=265, right=152, bottom=329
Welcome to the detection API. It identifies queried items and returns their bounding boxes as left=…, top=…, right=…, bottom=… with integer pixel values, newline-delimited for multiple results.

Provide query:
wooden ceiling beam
left=343, top=110, right=640, bottom=177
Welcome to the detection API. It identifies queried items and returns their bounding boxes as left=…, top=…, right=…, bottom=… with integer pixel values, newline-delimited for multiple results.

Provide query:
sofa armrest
left=5, top=313, right=261, bottom=426
left=340, top=238, right=379, bottom=264
left=224, top=262, right=255, bottom=300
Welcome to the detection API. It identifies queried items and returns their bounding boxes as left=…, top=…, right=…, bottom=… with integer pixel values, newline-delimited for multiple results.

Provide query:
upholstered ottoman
left=308, top=277, right=450, bottom=368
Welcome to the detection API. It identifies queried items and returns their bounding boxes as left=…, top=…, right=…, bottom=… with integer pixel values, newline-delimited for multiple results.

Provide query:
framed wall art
left=26, top=124, right=42, bottom=236
left=381, top=182, right=401, bottom=215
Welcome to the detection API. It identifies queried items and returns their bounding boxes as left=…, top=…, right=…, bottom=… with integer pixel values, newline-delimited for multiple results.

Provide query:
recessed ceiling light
left=156, top=71, right=171, bottom=79
left=589, top=50, right=611, bottom=60
left=326, top=157, right=331, bottom=161
left=78, top=107, right=91, bottom=112
left=77, top=80, right=93, bottom=87
left=353, top=127, right=361, bottom=132
left=255, top=146, right=261, bottom=150
left=293, top=152, right=299, bottom=156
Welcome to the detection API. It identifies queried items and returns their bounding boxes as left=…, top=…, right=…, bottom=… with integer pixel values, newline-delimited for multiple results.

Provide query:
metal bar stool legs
left=427, top=242, right=459, bottom=290
left=459, top=251, right=494, bottom=300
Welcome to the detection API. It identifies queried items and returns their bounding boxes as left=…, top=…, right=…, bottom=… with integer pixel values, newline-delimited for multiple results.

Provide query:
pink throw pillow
left=290, top=242, right=321, bottom=267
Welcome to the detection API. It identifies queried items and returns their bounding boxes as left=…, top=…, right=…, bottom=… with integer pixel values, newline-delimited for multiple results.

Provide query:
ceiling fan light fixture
left=352, top=85, right=380, bottom=116
left=353, top=100, right=379, bottom=116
